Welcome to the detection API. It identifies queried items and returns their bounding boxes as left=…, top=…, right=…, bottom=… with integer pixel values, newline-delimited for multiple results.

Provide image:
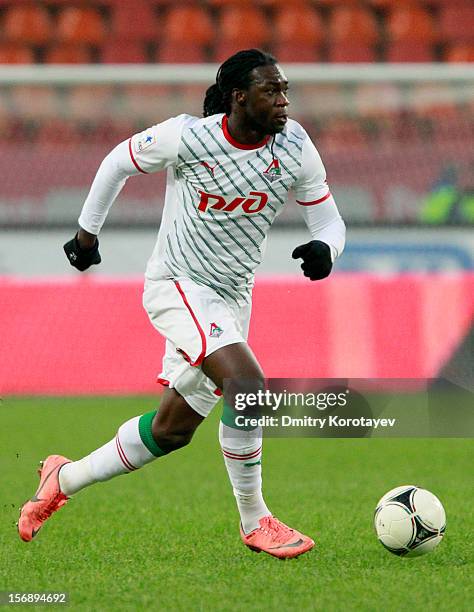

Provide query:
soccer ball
left=374, top=485, right=446, bottom=557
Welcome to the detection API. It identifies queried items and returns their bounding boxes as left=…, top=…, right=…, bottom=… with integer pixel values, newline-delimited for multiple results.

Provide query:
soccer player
left=18, top=49, right=345, bottom=559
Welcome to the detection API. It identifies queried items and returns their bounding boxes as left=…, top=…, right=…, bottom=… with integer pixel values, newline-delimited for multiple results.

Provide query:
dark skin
left=152, top=343, right=264, bottom=453
left=77, top=64, right=288, bottom=451
left=227, top=63, right=290, bottom=144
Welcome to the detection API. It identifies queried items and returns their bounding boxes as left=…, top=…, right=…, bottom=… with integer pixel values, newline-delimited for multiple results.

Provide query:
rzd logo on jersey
left=197, top=190, right=268, bottom=215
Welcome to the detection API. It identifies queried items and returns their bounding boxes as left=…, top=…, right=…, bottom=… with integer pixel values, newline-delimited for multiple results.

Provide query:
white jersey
left=79, top=113, right=345, bottom=305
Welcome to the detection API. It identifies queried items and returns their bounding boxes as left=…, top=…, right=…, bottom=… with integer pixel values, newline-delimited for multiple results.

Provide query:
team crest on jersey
left=134, top=132, right=156, bottom=153
left=209, top=322, right=223, bottom=338
left=262, top=158, right=282, bottom=183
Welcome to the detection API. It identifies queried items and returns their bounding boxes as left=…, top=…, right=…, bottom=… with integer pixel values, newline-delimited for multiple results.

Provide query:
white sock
left=219, top=421, right=271, bottom=534
left=59, top=415, right=158, bottom=496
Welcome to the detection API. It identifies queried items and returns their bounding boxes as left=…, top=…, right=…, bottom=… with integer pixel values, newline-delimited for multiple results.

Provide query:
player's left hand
left=292, top=240, right=332, bottom=280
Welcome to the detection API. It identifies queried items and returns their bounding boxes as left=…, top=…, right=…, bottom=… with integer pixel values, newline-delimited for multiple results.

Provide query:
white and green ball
left=374, top=485, right=446, bottom=557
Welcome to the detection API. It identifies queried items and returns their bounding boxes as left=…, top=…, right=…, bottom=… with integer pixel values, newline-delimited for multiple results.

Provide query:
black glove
left=292, top=240, right=332, bottom=281
left=63, top=233, right=101, bottom=271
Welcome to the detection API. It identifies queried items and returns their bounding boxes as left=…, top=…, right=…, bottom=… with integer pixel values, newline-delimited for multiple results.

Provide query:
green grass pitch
left=1, top=397, right=472, bottom=611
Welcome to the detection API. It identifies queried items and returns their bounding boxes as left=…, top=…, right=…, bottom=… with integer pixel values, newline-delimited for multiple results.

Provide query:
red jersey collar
left=221, top=115, right=270, bottom=150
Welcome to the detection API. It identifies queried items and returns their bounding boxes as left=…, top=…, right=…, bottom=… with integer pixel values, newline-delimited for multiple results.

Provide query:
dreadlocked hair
left=203, top=49, right=277, bottom=118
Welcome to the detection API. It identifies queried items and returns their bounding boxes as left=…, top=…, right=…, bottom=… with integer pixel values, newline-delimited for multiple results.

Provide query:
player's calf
left=151, top=424, right=195, bottom=453
left=151, top=388, right=204, bottom=453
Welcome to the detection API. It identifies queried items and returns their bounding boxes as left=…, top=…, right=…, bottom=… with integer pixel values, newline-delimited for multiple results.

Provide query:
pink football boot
left=18, top=454, right=71, bottom=542
left=241, top=516, right=315, bottom=559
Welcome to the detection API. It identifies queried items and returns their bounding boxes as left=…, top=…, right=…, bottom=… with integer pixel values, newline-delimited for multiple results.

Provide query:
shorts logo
left=197, top=190, right=268, bottom=215
left=262, top=158, right=282, bottom=183
left=209, top=322, right=223, bottom=338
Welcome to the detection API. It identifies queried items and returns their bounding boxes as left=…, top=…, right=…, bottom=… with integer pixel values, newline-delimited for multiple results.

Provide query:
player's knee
left=223, top=371, right=265, bottom=420
left=237, top=360, right=265, bottom=389
left=152, top=425, right=194, bottom=453
left=231, top=371, right=265, bottom=397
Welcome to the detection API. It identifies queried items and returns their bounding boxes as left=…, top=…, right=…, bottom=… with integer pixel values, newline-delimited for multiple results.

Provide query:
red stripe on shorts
left=174, top=281, right=207, bottom=366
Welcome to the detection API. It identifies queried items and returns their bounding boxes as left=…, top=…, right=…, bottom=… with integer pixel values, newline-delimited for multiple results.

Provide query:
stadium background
left=0, top=2, right=473, bottom=610
left=0, top=0, right=473, bottom=394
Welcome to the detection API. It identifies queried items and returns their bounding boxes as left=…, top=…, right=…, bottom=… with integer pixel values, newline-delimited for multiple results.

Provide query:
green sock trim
left=138, top=410, right=166, bottom=457
left=221, top=401, right=257, bottom=431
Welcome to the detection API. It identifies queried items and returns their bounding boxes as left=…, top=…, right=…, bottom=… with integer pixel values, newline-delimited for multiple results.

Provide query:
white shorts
left=142, top=277, right=252, bottom=417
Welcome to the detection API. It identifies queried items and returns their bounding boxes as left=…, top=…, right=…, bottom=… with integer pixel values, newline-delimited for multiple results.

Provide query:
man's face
left=238, top=64, right=290, bottom=135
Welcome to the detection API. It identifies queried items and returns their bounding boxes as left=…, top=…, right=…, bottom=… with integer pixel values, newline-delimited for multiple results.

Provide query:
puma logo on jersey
left=197, top=190, right=268, bottom=215
left=200, top=161, right=219, bottom=176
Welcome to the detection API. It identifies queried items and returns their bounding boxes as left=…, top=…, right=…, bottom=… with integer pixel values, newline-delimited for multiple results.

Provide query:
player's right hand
left=63, top=233, right=101, bottom=271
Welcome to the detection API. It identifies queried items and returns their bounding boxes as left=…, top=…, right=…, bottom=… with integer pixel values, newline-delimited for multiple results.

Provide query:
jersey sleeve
left=78, top=115, right=192, bottom=234
left=128, top=114, right=191, bottom=174
left=292, top=133, right=345, bottom=261
left=292, top=134, right=330, bottom=205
